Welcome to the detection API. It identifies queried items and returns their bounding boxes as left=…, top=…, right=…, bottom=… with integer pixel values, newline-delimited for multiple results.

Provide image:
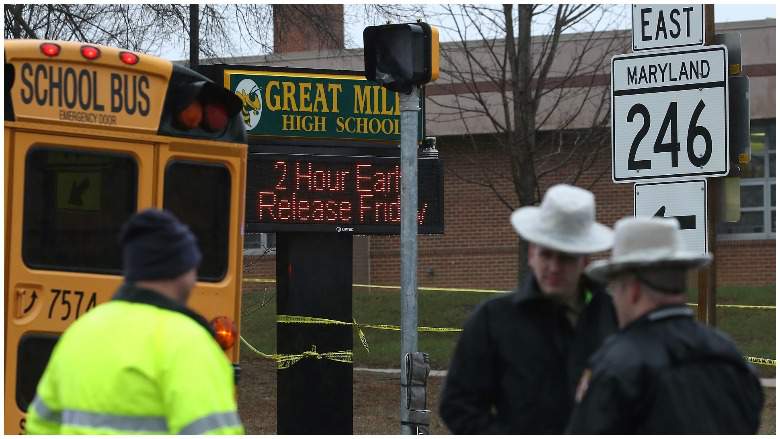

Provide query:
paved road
left=356, top=368, right=777, bottom=387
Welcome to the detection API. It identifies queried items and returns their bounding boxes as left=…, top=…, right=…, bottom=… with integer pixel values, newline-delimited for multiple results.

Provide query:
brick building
left=236, top=15, right=776, bottom=289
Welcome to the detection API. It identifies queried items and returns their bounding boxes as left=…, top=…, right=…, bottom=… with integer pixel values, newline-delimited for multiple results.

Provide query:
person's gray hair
left=630, top=267, right=688, bottom=295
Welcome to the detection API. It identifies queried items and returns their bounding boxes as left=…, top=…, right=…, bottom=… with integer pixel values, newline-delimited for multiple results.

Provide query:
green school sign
left=224, top=69, right=422, bottom=144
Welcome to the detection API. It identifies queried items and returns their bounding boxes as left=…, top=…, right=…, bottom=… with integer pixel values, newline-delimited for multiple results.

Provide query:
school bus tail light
left=211, top=316, right=237, bottom=350
left=40, top=43, right=61, bottom=57
left=177, top=100, right=204, bottom=130
left=203, top=103, right=229, bottom=132
left=80, top=45, right=101, bottom=61
left=119, top=51, right=139, bottom=65
left=158, top=64, right=245, bottom=141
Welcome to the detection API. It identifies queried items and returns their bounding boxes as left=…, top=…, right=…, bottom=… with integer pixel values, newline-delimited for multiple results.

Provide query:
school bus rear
left=4, top=40, right=247, bottom=434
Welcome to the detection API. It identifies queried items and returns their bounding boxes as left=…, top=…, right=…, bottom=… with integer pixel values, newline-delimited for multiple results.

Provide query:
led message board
left=245, top=154, right=444, bottom=234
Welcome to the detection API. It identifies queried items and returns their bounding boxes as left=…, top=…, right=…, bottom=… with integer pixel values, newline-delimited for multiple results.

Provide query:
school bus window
left=16, top=333, right=59, bottom=412
left=163, top=161, right=230, bottom=281
left=22, top=148, right=137, bottom=273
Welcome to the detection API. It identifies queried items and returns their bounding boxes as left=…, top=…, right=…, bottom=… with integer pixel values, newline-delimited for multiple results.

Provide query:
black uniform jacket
left=439, top=275, right=617, bottom=434
left=566, top=305, right=764, bottom=434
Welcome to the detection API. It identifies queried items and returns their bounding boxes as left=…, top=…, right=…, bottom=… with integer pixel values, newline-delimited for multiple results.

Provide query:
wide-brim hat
left=510, top=184, right=613, bottom=254
left=586, top=216, right=712, bottom=283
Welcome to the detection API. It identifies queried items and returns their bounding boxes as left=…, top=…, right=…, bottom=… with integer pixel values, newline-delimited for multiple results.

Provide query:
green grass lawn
left=240, top=282, right=776, bottom=375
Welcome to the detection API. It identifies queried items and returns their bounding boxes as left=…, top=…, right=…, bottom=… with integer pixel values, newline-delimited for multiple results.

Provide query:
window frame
left=243, top=233, right=276, bottom=256
left=717, top=119, right=776, bottom=241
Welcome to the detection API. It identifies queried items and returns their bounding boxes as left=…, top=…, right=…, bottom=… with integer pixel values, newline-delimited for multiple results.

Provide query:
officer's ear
left=628, top=277, right=643, bottom=305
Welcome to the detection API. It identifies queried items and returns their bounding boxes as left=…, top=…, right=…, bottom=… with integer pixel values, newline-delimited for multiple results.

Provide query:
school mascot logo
left=234, top=78, right=262, bottom=130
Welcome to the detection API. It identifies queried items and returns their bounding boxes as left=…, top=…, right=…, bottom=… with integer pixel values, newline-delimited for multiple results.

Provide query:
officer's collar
left=112, top=283, right=215, bottom=337
left=624, top=303, right=694, bottom=331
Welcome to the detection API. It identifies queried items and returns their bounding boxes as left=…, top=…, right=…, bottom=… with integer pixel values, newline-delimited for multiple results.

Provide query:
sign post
left=700, top=4, right=718, bottom=326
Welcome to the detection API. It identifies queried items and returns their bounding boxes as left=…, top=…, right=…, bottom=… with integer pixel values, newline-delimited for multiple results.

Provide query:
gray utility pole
left=399, top=87, right=420, bottom=435
left=189, top=4, right=199, bottom=68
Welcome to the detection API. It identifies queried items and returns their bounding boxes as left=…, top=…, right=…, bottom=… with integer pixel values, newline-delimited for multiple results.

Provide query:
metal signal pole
left=399, top=87, right=420, bottom=435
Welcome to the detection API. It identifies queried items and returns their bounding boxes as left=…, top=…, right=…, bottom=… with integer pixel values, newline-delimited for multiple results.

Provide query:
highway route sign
left=612, top=45, right=729, bottom=183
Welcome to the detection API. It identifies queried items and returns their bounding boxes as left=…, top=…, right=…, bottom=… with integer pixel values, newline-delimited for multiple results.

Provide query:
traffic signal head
left=363, top=22, right=439, bottom=94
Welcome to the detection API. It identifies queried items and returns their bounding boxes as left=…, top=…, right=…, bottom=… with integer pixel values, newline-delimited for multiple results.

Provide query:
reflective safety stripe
left=179, top=411, right=242, bottom=434
left=32, top=395, right=62, bottom=423
left=32, top=395, right=169, bottom=432
left=62, top=411, right=168, bottom=432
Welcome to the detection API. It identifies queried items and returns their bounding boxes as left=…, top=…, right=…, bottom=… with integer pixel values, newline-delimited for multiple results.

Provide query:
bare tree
left=3, top=4, right=352, bottom=61
left=419, top=4, right=629, bottom=280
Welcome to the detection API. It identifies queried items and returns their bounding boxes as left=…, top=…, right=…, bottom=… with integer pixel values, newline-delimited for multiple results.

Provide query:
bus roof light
left=119, top=51, right=139, bottom=65
left=80, top=45, right=101, bottom=60
left=40, top=43, right=61, bottom=57
left=210, top=316, right=237, bottom=351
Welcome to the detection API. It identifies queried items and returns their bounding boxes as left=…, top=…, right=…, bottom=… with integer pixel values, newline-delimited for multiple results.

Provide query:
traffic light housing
left=363, top=22, right=439, bottom=94
left=159, top=64, right=245, bottom=142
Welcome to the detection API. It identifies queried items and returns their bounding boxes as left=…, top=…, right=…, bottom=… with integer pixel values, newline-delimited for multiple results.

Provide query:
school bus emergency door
left=4, top=39, right=247, bottom=434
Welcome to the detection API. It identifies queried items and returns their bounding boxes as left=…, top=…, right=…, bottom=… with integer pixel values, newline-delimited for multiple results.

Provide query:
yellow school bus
left=4, top=40, right=247, bottom=434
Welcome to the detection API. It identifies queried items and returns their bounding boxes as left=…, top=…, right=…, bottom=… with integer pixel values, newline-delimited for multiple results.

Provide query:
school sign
left=223, top=69, right=423, bottom=143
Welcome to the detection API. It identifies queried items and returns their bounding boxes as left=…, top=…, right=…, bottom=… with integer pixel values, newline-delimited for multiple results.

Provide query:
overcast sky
left=160, top=3, right=776, bottom=61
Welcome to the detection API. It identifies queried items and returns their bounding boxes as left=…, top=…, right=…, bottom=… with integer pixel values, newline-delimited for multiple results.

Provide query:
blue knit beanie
left=119, top=209, right=202, bottom=282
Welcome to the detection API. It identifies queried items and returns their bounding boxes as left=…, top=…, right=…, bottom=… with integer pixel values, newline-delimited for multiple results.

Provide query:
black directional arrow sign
left=23, top=291, right=38, bottom=314
left=634, top=179, right=707, bottom=255
left=653, top=206, right=697, bottom=230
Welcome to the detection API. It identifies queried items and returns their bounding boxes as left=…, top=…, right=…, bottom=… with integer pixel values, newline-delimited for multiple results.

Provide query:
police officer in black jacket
left=439, top=184, right=618, bottom=434
left=567, top=216, right=764, bottom=434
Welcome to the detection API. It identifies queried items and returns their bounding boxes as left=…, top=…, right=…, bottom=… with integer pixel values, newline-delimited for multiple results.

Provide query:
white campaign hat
left=510, top=184, right=613, bottom=254
left=586, top=216, right=712, bottom=283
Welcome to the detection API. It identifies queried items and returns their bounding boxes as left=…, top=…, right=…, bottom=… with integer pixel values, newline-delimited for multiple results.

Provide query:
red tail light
left=119, top=51, right=139, bottom=65
left=203, top=103, right=229, bottom=132
left=40, top=43, right=61, bottom=57
left=211, top=316, right=237, bottom=350
left=80, top=45, right=101, bottom=60
left=177, top=101, right=203, bottom=129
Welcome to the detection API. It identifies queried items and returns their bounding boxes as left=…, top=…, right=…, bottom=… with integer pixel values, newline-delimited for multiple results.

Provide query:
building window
left=717, top=120, right=775, bottom=240
left=244, top=233, right=276, bottom=256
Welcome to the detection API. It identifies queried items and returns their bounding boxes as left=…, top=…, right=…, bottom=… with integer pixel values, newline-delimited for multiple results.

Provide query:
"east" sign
left=632, top=5, right=704, bottom=51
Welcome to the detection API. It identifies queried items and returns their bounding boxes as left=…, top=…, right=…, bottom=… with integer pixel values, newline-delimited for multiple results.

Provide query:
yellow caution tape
left=686, top=303, right=776, bottom=310
left=745, top=356, right=777, bottom=367
left=244, top=278, right=776, bottom=309
left=239, top=336, right=353, bottom=370
left=277, top=314, right=351, bottom=326
left=243, top=278, right=275, bottom=284
left=276, top=314, right=462, bottom=333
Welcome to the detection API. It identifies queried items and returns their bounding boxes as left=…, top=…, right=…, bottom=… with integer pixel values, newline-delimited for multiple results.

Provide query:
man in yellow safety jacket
left=26, top=209, right=244, bottom=434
